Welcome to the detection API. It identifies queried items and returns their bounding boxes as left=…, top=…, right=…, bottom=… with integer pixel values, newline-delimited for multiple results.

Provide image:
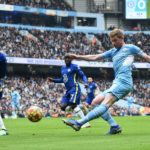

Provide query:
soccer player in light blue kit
left=11, top=87, right=21, bottom=119
left=63, top=29, right=150, bottom=134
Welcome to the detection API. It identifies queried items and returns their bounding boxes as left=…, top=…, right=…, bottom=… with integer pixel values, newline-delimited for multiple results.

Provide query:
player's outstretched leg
left=62, top=119, right=82, bottom=131
left=107, top=125, right=122, bottom=135
left=63, top=104, right=108, bottom=131
left=73, top=106, right=91, bottom=128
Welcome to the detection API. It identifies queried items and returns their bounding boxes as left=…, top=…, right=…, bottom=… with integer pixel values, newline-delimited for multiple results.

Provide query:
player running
left=63, top=28, right=150, bottom=133
left=11, top=87, right=21, bottom=119
left=84, top=77, right=97, bottom=106
left=48, top=55, right=90, bottom=128
left=79, top=77, right=97, bottom=117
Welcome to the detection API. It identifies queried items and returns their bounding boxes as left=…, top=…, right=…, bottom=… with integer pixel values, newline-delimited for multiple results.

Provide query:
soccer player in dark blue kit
left=79, top=77, right=97, bottom=113
left=85, top=77, right=97, bottom=106
left=49, top=55, right=90, bottom=127
left=0, top=52, right=8, bottom=136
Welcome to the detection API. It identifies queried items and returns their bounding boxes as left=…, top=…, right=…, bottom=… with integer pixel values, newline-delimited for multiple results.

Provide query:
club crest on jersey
left=68, top=69, right=71, bottom=72
left=122, top=48, right=128, bottom=52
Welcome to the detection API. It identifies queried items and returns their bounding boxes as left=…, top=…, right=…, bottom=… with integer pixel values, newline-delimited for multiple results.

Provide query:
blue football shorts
left=61, top=85, right=81, bottom=105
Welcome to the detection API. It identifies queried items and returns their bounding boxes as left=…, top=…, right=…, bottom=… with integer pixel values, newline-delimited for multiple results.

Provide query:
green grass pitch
left=0, top=116, right=150, bottom=150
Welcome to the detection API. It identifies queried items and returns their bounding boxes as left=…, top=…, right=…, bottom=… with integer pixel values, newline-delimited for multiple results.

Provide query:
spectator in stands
left=0, top=76, right=149, bottom=118
left=0, top=27, right=149, bottom=62
left=0, top=0, right=74, bottom=11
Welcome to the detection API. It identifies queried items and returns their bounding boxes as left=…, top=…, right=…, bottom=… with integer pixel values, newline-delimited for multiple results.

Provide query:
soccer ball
left=26, top=106, right=43, bottom=122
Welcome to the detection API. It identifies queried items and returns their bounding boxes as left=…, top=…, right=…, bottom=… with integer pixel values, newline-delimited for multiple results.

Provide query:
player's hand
left=65, top=53, right=78, bottom=59
left=47, top=77, right=53, bottom=82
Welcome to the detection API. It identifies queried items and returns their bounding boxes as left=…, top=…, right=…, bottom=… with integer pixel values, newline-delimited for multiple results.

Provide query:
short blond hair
left=109, top=29, right=124, bottom=39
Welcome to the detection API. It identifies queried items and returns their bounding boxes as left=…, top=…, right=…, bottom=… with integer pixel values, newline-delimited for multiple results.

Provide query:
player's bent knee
left=91, top=98, right=101, bottom=106
left=91, top=94, right=105, bottom=106
left=91, top=101, right=97, bottom=107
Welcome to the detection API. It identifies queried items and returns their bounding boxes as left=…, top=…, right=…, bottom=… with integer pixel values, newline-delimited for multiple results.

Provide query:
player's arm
left=94, top=83, right=97, bottom=90
left=142, top=53, right=150, bottom=63
left=75, top=54, right=102, bottom=61
left=66, top=50, right=112, bottom=61
left=132, top=45, right=150, bottom=63
left=76, top=66, right=88, bottom=85
left=66, top=54, right=102, bottom=61
left=48, top=77, right=63, bottom=83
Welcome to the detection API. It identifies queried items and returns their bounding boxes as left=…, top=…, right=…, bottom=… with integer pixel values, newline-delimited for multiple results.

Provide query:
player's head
left=64, top=55, right=72, bottom=66
left=88, top=77, right=93, bottom=83
left=109, top=29, right=124, bottom=48
left=11, top=87, right=14, bottom=91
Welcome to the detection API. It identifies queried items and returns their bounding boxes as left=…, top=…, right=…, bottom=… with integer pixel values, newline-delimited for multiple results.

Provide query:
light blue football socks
left=78, top=104, right=108, bottom=125
left=101, top=111, right=118, bottom=126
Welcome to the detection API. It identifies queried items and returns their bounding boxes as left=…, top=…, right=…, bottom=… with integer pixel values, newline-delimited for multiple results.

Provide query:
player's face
left=110, top=36, right=124, bottom=48
left=65, top=57, right=72, bottom=66
left=88, top=77, right=93, bottom=83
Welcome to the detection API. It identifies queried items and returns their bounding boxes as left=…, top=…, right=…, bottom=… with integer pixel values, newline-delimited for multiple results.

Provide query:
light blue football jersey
left=11, top=91, right=21, bottom=102
left=100, top=44, right=144, bottom=85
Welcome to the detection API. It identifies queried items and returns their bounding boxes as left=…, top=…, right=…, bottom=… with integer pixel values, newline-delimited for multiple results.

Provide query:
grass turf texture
left=0, top=116, right=150, bottom=150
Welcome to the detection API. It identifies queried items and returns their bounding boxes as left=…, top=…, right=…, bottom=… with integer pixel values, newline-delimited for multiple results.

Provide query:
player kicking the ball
left=63, top=28, right=150, bottom=134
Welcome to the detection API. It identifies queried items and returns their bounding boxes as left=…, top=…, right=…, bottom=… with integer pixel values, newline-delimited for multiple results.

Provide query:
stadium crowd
left=0, top=27, right=101, bottom=59
left=0, top=76, right=149, bottom=118
left=0, top=27, right=150, bottom=62
left=0, top=0, right=73, bottom=11
left=1, top=76, right=64, bottom=118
